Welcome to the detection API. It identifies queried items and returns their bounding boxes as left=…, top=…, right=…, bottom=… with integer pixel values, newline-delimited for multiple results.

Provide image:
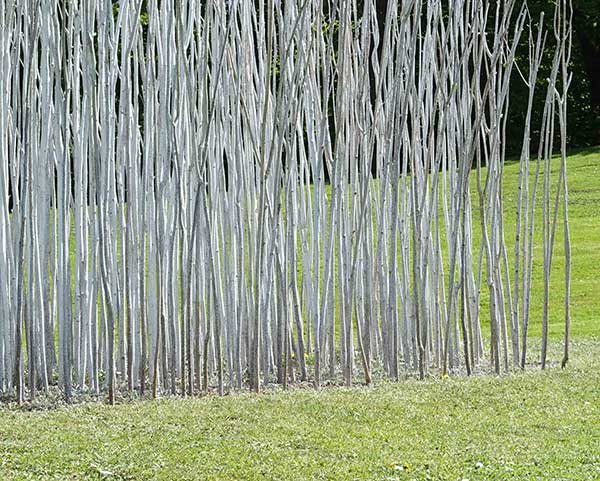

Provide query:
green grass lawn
left=0, top=340, right=598, bottom=480
left=472, top=147, right=600, bottom=338
left=0, top=148, right=598, bottom=480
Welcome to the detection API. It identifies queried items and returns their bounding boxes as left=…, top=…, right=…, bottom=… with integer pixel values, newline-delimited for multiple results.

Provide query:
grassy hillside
left=0, top=147, right=598, bottom=480
left=472, top=147, right=600, bottom=338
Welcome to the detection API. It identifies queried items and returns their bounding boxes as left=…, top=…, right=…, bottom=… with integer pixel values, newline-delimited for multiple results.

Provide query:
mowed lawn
left=0, top=341, right=599, bottom=480
left=474, top=147, right=600, bottom=338
left=0, top=148, right=598, bottom=480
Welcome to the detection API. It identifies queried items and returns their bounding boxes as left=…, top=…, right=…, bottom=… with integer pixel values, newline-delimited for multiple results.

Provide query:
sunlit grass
left=0, top=339, right=598, bottom=480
